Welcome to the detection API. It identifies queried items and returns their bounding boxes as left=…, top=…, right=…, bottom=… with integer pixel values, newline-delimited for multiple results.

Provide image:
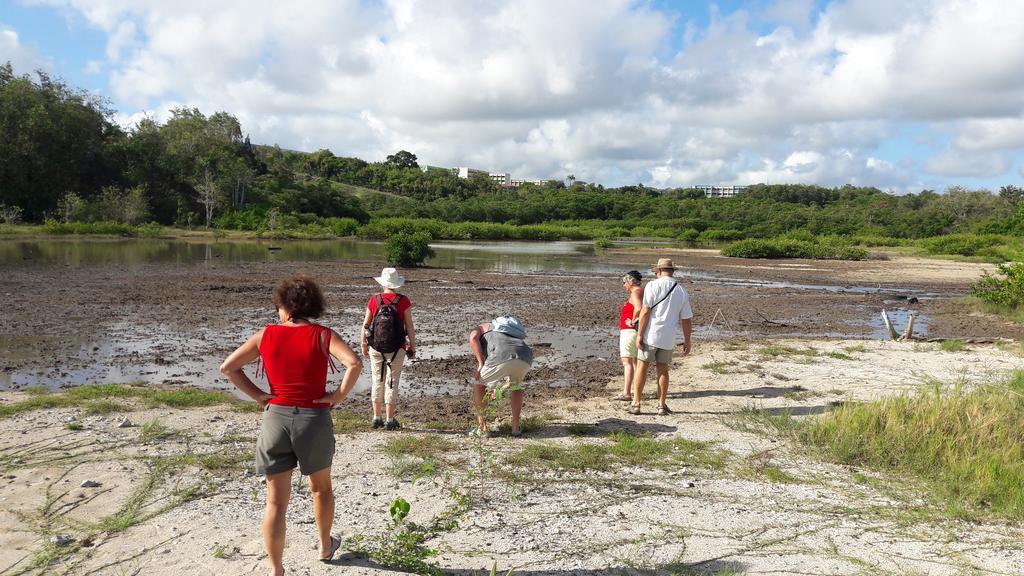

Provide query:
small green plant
left=972, top=262, right=1024, bottom=309
left=140, top=418, right=171, bottom=442
left=757, top=345, right=818, bottom=359
left=384, top=435, right=456, bottom=479
left=65, top=422, right=83, bottom=431
left=346, top=498, right=448, bottom=575
left=940, top=340, right=967, bottom=353
left=332, top=410, right=366, bottom=434
left=211, top=543, right=228, bottom=559
left=702, top=360, right=740, bottom=374
left=385, top=231, right=435, bottom=266
left=594, top=237, right=613, bottom=249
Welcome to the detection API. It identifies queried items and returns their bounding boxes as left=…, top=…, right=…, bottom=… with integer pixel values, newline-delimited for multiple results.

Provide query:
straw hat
left=374, top=267, right=406, bottom=289
left=651, top=257, right=676, bottom=272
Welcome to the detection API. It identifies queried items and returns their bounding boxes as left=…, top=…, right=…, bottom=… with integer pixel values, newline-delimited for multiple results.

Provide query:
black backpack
left=367, top=294, right=406, bottom=353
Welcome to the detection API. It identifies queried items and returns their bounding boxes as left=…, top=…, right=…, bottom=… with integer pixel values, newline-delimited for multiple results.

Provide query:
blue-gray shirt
left=482, top=331, right=533, bottom=367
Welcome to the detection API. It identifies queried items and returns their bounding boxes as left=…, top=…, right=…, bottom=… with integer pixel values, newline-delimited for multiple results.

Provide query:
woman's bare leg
left=264, top=470, right=293, bottom=576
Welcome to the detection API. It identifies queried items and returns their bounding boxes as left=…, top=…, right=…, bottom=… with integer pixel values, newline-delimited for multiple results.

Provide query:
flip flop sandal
left=319, top=536, right=341, bottom=563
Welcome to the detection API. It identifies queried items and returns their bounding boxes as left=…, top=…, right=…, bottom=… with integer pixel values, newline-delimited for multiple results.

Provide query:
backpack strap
left=649, top=282, right=679, bottom=310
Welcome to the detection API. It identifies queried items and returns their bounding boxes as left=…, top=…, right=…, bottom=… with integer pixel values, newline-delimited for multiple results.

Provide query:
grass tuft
left=140, top=418, right=172, bottom=442
left=757, top=372, right=1024, bottom=520
left=506, top=432, right=727, bottom=473
left=332, top=410, right=367, bottom=434
left=939, top=340, right=968, bottom=353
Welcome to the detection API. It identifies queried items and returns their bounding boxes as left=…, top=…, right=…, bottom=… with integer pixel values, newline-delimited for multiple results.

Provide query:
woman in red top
left=615, top=270, right=644, bottom=401
left=360, top=267, right=416, bottom=430
left=220, top=275, right=361, bottom=575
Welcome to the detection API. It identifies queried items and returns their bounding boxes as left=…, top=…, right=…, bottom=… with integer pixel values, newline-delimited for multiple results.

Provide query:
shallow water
left=0, top=237, right=943, bottom=392
left=0, top=237, right=611, bottom=274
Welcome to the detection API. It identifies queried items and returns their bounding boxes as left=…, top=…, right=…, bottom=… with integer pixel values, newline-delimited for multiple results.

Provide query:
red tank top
left=259, top=324, right=334, bottom=409
left=619, top=299, right=635, bottom=330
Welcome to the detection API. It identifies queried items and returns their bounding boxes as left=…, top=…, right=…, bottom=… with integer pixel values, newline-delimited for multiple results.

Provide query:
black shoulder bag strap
left=649, top=282, right=679, bottom=311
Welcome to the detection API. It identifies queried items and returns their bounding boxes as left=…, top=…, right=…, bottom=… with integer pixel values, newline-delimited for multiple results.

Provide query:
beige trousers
left=368, top=347, right=406, bottom=405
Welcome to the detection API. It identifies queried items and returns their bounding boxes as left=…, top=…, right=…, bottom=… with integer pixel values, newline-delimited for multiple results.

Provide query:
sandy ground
left=2, top=339, right=1024, bottom=576
left=3, top=249, right=1024, bottom=575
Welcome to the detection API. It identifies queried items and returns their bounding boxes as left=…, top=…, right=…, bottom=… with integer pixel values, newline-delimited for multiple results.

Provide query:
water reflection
left=0, top=238, right=604, bottom=273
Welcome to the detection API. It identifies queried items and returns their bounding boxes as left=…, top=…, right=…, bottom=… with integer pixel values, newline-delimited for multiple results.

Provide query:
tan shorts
left=255, top=404, right=335, bottom=476
left=637, top=344, right=673, bottom=364
left=619, top=329, right=638, bottom=358
left=478, top=359, right=531, bottom=389
left=369, top=347, right=406, bottom=405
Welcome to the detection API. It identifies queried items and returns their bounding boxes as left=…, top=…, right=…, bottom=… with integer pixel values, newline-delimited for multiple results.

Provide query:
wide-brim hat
left=374, top=267, right=405, bottom=289
left=651, top=257, right=676, bottom=272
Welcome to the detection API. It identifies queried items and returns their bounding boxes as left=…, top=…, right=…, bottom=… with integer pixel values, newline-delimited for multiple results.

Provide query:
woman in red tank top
left=616, top=270, right=644, bottom=401
left=220, top=275, right=362, bottom=575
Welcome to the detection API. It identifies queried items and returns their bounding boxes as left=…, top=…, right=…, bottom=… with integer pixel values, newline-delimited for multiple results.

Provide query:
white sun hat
left=374, top=267, right=406, bottom=289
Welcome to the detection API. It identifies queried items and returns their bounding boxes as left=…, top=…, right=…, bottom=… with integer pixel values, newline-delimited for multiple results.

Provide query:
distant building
left=455, top=166, right=489, bottom=179
left=489, top=172, right=511, bottom=186
left=696, top=185, right=745, bottom=198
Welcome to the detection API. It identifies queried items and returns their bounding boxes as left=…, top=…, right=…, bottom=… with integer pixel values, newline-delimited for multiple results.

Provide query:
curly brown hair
left=272, top=274, right=326, bottom=320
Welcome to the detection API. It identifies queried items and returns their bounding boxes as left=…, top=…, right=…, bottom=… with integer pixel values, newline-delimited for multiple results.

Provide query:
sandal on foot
left=658, top=404, right=673, bottom=416
left=613, top=393, right=632, bottom=401
left=626, top=404, right=641, bottom=415
left=319, top=536, right=341, bottom=562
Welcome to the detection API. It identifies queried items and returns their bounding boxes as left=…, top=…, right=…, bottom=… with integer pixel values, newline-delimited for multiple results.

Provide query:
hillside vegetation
left=3, top=62, right=1024, bottom=261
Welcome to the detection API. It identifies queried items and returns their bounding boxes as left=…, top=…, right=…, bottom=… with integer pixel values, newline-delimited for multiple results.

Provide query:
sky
left=2, top=0, right=1024, bottom=192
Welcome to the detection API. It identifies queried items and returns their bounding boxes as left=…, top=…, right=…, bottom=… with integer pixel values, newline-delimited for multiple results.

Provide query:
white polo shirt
left=641, top=275, right=693, bottom=350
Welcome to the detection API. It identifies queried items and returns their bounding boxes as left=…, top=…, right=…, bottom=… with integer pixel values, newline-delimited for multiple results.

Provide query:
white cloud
left=27, top=0, right=1024, bottom=187
left=0, top=25, right=51, bottom=73
left=954, top=118, right=1024, bottom=152
left=924, top=149, right=1010, bottom=178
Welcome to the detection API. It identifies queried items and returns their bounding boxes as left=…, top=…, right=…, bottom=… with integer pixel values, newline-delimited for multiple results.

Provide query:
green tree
left=385, top=150, right=419, bottom=169
left=385, top=231, right=434, bottom=266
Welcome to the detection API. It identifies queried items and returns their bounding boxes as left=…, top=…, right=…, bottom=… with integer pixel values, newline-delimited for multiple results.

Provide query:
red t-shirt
left=366, top=292, right=412, bottom=318
left=259, top=324, right=332, bottom=409
left=619, top=299, right=635, bottom=330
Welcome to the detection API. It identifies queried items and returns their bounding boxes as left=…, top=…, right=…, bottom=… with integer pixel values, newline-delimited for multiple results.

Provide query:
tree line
left=2, top=62, right=1024, bottom=241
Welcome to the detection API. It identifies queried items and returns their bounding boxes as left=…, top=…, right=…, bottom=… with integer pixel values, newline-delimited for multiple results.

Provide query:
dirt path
left=2, top=339, right=1023, bottom=575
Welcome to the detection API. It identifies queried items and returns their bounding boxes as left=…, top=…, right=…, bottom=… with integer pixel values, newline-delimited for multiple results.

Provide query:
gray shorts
left=637, top=344, right=673, bottom=364
left=478, top=359, right=531, bottom=390
left=255, top=404, right=335, bottom=476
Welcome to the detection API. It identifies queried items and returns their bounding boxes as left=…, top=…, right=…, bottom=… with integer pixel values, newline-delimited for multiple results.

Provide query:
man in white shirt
left=629, top=257, right=693, bottom=416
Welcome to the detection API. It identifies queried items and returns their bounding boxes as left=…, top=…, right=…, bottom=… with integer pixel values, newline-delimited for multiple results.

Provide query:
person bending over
left=468, top=316, right=533, bottom=437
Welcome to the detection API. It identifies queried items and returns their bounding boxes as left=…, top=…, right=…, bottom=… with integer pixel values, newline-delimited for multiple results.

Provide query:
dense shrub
left=42, top=220, right=137, bottom=235
left=921, top=234, right=1005, bottom=256
left=359, top=218, right=445, bottom=239
left=215, top=208, right=266, bottom=231
left=698, top=229, right=745, bottom=242
left=972, top=262, right=1024, bottom=309
left=324, top=217, right=360, bottom=237
left=136, top=222, right=163, bottom=237
left=385, top=231, right=435, bottom=266
left=677, top=228, right=700, bottom=242
left=722, top=238, right=868, bottom=260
